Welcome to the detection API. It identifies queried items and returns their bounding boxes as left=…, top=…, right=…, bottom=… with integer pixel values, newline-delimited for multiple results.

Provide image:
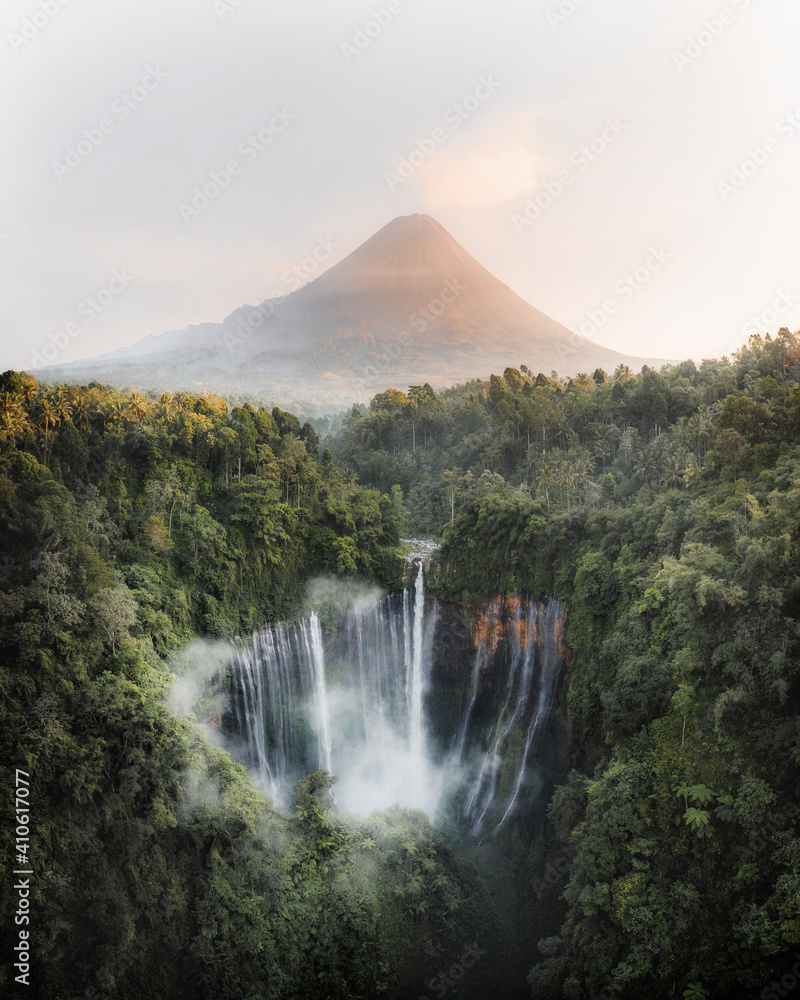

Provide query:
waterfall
left=224, top=584, right=563, bottom=832
left=232, top=625, right=304, bottom=800
left=496, top=600, right=563, bottom=829
left=461, top=600, right=533, bottom=829
left=308, top=612, right=332, bottom=774
left=228, top=563, right=436, bottom=813
left=408, top=562, right=426, bottom=796
left=457, top=598, right=564, bottom=835
left=453, top=644, right=482, bottom=760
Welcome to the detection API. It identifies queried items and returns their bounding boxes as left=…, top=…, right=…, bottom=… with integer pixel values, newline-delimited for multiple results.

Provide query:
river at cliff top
left=401, top=536, right=440, bottom=561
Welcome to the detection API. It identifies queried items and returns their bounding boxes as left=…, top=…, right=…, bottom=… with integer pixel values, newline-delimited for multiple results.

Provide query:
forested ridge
left=332, top=328, right=800, bottom=998
left=0, top=375, right=504, bottom=999
left=2, top=325, right=800, bottom=999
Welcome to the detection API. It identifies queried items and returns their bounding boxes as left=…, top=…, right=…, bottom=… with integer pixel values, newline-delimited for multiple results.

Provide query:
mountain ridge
left=31, top=214, right=675, bottom=411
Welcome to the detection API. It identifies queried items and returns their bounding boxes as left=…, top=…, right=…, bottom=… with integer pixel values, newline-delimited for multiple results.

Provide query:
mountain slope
left=33, top=214, right=673, bottom=411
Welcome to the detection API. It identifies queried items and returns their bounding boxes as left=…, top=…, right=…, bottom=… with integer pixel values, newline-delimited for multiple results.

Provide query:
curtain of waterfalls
left=226, top=573, right=564, bottom=832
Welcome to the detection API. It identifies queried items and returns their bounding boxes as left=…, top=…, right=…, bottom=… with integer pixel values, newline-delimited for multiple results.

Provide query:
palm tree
left=127, top=392, right=149, bottom=425
left=0, top=394, right=31, bottom=443
left=697, top=405, right=715, bottom=456
left=662, top=448, right=691, bottom=489
left=554, top=461, right=575, bottom=511
left=108, top=398, right=128, bottom=427
left=18, top=376, right=39, bottom=407
left=94, top=401, right=113, bottom=433
left=605, top=423, right=622, bottom=459
left=532, top=396, right=560, bottom=453
left=650, top=435, right=669, bottom=480
left=618, top=427, right=638, bottom=467
left=589, top=427, right=607, bottom=463
left=634, top=450, right=657, bottom=488
left=572, top=454, right=595, bottom=508
left=70, top=391, right=91, bottom=430
left=37, top=395, right=60, bottom=454
left=158, top=393, right=174, bottom=424
left=539, top=462, right=552, bottom=514
left=674, top=417, right=693, bottom=453
left=53, top=388, right=72, bottom=430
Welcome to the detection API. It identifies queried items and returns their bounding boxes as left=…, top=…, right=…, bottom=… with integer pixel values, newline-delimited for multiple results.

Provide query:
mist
left=167, top=636, right=234, bottom=748
left=162, top=573, right=563, bottom=838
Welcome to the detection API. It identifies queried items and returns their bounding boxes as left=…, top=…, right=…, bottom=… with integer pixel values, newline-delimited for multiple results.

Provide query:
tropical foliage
left=334, top=329, right=800, bottom=997
left=0, top=375, right=505, bottom=999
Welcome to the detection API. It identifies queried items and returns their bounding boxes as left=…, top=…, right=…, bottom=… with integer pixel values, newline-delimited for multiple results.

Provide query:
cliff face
left=429, top=595, right=567, bottom=833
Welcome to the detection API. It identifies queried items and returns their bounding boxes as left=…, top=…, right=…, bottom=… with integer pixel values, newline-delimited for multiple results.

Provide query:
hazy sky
left=2, top=0, right=800, bottom=373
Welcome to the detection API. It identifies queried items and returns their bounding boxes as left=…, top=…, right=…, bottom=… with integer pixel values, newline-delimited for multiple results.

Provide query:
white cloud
left=420, top=115, right=545, bottom=208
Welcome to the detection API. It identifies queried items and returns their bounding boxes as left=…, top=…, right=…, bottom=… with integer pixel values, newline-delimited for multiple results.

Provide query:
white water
left=401, top=536, right=440, bottom=563
left=226, top=581, right=563, bottom=833
left=308, top=612, right=332, bottom=773
left=229, top=563, right=438, bottom=815
left=496, top=600, right=563, bottom=829
left=454, top=644, right=482, bottom=760
left=457, top=599, right=564, bottom=834
left=408, top=562, right=426, bottom=797
left=462, top=601, right=538, bottom=832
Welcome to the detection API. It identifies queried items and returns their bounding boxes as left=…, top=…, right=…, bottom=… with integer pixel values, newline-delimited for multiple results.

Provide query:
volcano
left=33, top=214, right=671, bottom=412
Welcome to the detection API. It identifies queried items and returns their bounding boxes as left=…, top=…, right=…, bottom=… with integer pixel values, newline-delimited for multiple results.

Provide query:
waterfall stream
left=308, top=612, right=332, bottom=774
left=224, top=572, right=564, bottom=833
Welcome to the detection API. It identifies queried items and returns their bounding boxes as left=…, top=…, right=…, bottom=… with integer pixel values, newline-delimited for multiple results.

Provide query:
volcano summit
left=33, top=214, right=670, bottom=412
